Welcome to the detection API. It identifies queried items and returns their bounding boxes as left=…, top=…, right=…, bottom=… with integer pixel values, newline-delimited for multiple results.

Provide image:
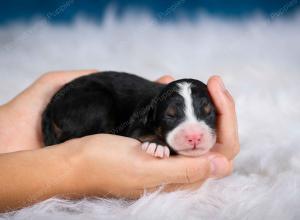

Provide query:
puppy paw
left=141, top=142, right=170, bottom=158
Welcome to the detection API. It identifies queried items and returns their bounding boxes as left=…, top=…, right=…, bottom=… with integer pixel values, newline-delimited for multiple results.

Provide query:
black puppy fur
left=42, top=71, right=216, bottom=155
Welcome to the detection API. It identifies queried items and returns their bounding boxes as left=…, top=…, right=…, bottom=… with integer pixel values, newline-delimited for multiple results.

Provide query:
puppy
left=42, top=71, right=216, bottom=157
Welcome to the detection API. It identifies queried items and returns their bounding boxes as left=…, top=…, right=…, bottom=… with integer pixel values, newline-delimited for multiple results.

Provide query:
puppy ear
left=124, top=102, right=156, bottom=138
left=139, top=98, right=157, bottom=126
left=126, top=97, right=158, bottom=134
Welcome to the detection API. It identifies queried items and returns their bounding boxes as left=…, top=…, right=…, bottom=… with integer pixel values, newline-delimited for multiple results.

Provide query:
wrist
left=0, top=103, right=19, bottom=152
left=0, top=145, right=81, bottom=212
left=59, top=136, right=116, bottom=198
left=48, top=140, right=84, bottom=198
left=0, top=103, right=42, bottom=153
left=52, top=138, right=104, bottom=198
left=33, top=145, right=79, bottom=200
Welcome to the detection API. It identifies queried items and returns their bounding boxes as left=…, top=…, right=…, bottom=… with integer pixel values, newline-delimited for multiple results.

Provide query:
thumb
left=207, top=76, right=239, bottom=160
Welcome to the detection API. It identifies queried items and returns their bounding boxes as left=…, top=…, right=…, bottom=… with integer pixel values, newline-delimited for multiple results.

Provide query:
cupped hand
left=0, top=70, right=174, bottom=153
left=0, top=70, right=97, bottom=152
left=59, top=133, right=230, bottom=199
left=0, top=70, right=239, bottom=199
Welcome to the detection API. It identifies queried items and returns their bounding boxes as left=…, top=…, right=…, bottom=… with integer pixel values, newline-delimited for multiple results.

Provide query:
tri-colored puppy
left=42, top=71, right=216, bottom=157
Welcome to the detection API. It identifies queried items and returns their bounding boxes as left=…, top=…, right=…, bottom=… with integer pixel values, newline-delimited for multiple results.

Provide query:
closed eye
left=166, top=113, right=176, bottom=119
left=165, top=110, right=177, bottom=120
left=165, top=106, right=177, bottom=119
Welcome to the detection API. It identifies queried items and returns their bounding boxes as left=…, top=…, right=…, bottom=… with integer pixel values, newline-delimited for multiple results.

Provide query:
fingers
left=29, top=69, right=99, bottom=107
left=141, top=153, right=230, bottom=187
left=162, top=159, right=234, bottom=192
left=45, top=71, right=173, bottom=86
left=147, top=156, right=210, bottom=185
left=207, top=76, right=240, bottom=160
left=40, top=69, right=99, bottom=86
left=125, top=158, right=233, bottom=199
left=38, top=71, right=172, bottom=102
left=155, top=75, right=175, bottom=84
left=55, top=69, right=99, bottom=84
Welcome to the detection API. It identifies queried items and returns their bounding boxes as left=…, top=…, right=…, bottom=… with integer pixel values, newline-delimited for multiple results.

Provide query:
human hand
left=0, top=71, right=238, bottom=209
left=0, top=70, right=96, bottom=152
left=59, top=134, right=231, bottom=199
left=207, top=76, right=240, bottom=161
left=0, top=70, right=174, bottom=153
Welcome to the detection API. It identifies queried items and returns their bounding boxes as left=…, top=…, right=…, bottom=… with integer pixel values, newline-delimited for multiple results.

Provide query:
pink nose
left=185, top=133, right=203, bottom=147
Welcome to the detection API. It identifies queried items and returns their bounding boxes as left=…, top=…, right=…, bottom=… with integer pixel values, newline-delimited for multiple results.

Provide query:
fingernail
left=217, top=77, right=226, bottom=92
left=208, top=155, right=227, bottom=178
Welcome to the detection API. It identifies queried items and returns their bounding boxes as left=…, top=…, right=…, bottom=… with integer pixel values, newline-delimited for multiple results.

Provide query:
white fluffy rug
left=0, top=10, right=300, bottom=220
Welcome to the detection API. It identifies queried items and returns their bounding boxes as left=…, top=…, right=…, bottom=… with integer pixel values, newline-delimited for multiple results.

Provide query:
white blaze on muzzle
left=166, top=82, right=216, bottom=156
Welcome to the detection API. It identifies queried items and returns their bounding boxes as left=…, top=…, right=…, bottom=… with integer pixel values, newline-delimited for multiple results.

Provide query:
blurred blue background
left=0, top=0, right=299, bottom=104
left=1, top=0, right=300, bottom=25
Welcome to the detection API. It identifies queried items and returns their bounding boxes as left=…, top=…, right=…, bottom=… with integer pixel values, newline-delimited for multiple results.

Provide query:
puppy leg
left=141, top=142, right=170, bottom=158
left=138, top=136, right=170, bottom=158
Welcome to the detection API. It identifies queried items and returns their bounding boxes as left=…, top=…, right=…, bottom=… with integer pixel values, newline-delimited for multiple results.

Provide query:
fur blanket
left=0, top=10, right=300, bottom=220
